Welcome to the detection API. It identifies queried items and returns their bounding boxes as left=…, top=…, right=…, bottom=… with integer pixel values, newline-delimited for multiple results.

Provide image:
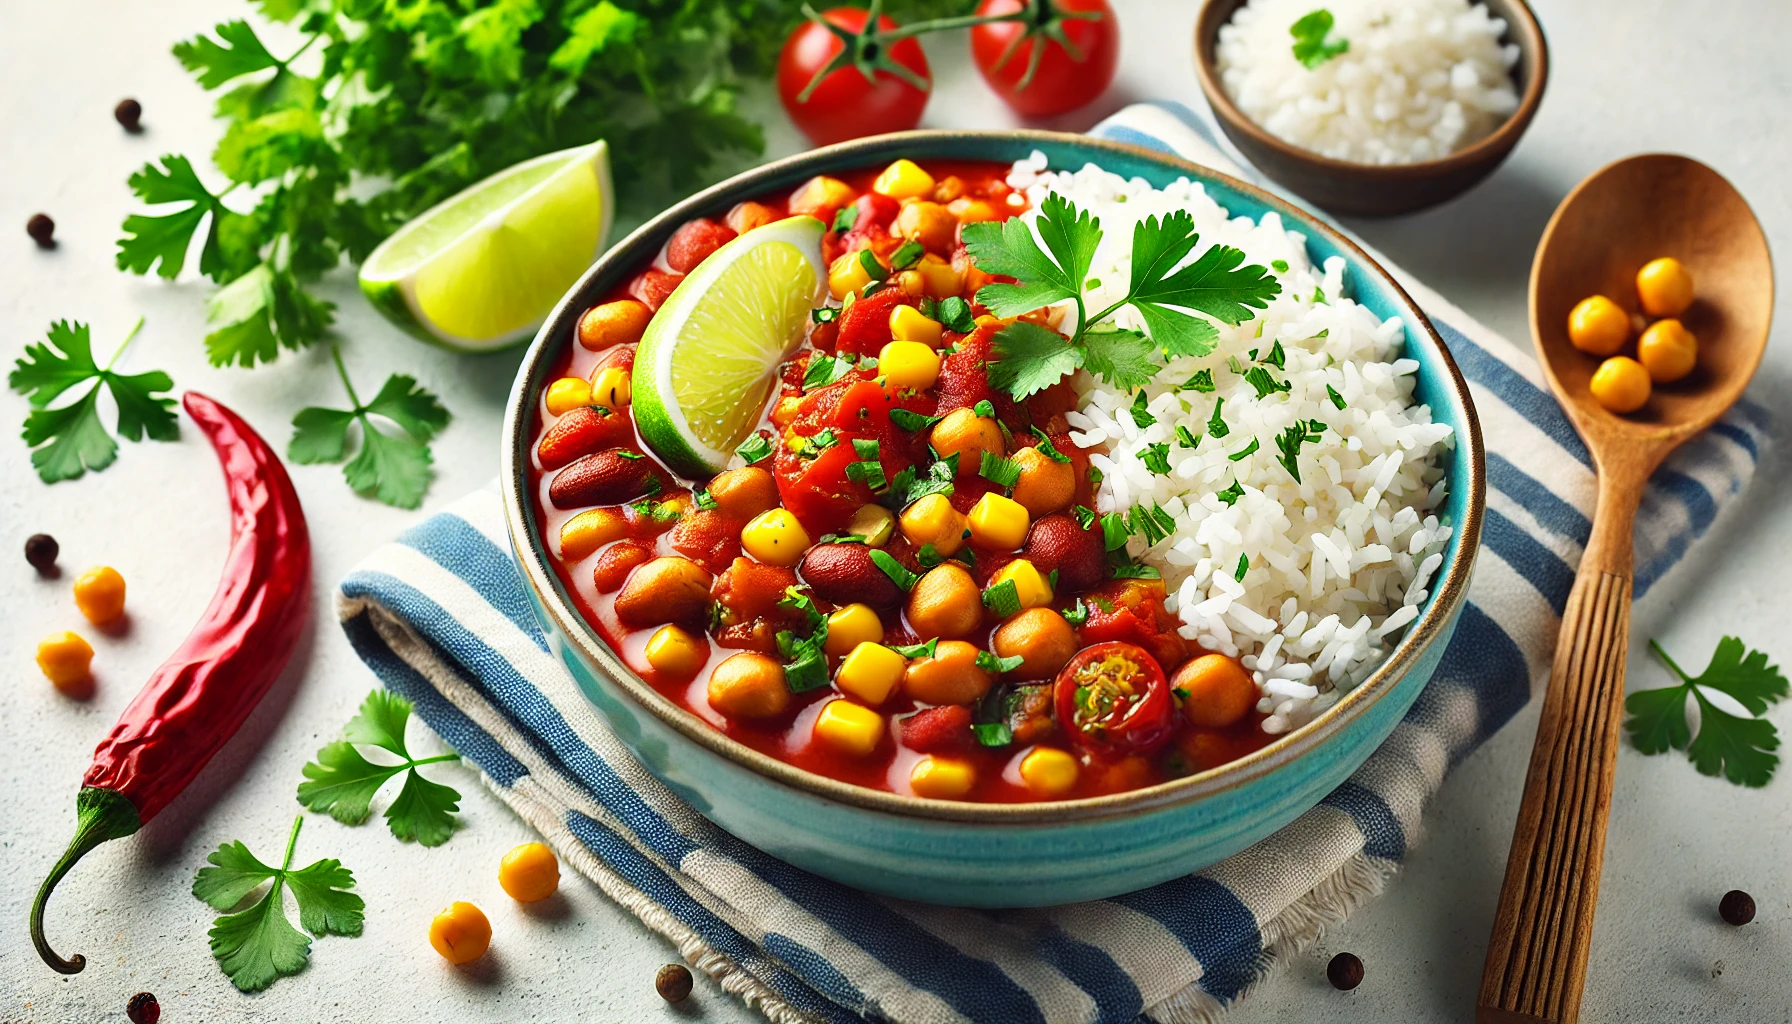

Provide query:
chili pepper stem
left=30, top=787, right=143, bottom=974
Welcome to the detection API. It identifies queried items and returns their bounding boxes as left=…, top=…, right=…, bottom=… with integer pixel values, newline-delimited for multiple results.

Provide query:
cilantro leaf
left=173, top=20, right=282, bottom=89
left=1291, top=9, right=1350, bottom=70
left=193, top=815, right=362, bottom=992
left=964, top=192, right=1098, bottom=316
left=290, top=349, right=448, bottom=509
left=297, top=690, right=463, bottom=844
left=9, top=319, right=178, bottom=483
left=1081, top=327, right=1159, bottom=392
left=989, top=322, right=1085, bottom=399
left=1129, top=214, right=1280, bottom=350
left=117, top=156, right=232, bottom=280
left=550, top=1, right=641, bottom=76
left=1625, top=638, right=1786, bottom=787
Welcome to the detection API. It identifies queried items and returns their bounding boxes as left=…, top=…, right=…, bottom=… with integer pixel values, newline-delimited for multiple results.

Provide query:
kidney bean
left=669, top=509, right=745, bottom=574
left=593, top=542, right=653, bottom=594
left=537, top=407, right=629, bottom=470
left=665, top=218, right=737, bottom=273
left=1022, top=513, right=1106, bottom=592
left=899, top=705, right=974, bottom=754
left=549, top=449, right=656, bottom=509
left=799, top=543, right=902, bottom=610
left=614, top=556, right=714, bottom=629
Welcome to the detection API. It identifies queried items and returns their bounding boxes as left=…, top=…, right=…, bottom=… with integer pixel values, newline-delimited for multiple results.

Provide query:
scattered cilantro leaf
left=1175, top=424, right=1200, bottom=449
left=1072, top=504, right=1097, bottom=529
left=1215, top=478, right=1245, bottom=505
left=890, top=638, right=939, bottom=659
left=296, top=689, right=462, bottom=845
left=1180, top=368, right=1216, bottom=393
left=1029, top=425, right=1072, bottom=462
left=1625, top=637, right=1786, bottom=787
left=1062, top=599, right=1090, bottom=625
left=737, top=433, right=774, bottom=464
left=890, top=240, right=925, bottom=270
left=870, top=549, right=919, bottom=591
left=979, top=450, right=1022, bottom=488
left=973, top=721, right=1014, bottom=746
left=890, top=408, right=944, bottom=432
left=1260, top=340, right=1286, bottom=369
left=1100, top=512, right=1131, bottom=551
left=1291, top=9, right=1350, bottom=69
left=1229, top=438, right=1260, bottom=460
left=1242, top=365, right=1292, bottom=399
left=804, top=353, right=855, bottom=390
left=972, top=398, right=997, bottom=419
left=1110, top=562, right=1161, bottom=580
left=193, top=815, right=363, bottom=992
left=1128, top=390, right=1157, bottom=428
left=975, top=650, right=1025, bottom=675
left=928, top=296, right=978, bottom=333
left=832, top=205, right=859, bottom=233
left=1207, top=397, right=1231, bottom=438
left=9, top=319, right=178, bottom=483
left=981, top=580, right=1022, bottom=618
left=1327, top=384, right=1348, bottom=409
left=288, top=347, right=448, bottom=509
left=1139, top=442, right=1173, bottom=476
left=1274, top=420, right=1326, bottom=482
left=1234, top=553, right=1249, bottom=580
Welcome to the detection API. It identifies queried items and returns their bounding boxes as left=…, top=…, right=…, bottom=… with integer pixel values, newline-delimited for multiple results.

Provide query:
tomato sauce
left=528, top=157, right=1273, bottom=803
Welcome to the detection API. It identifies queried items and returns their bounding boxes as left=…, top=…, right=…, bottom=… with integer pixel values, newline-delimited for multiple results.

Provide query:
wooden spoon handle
left=1478, top=483, right=1639, bottom=1024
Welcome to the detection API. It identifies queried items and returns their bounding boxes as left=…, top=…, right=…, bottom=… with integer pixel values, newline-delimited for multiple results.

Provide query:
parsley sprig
left=193, top=815, right=363, bottom=992
left=8, top=319, right=178, bottom=483
left=964, top=194, right=1280, bottom=400
left=1625, top=637, right=1787, bottom=787
left=297, top=690, right=463, bottom=846
left=288, top=347, right=450, bottom=509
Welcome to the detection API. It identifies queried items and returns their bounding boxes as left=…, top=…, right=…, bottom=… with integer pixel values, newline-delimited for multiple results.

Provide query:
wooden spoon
left=1478, top=154, right=1773, bottom=1024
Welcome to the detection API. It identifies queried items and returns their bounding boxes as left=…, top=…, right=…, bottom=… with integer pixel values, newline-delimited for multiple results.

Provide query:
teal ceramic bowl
left=501, top=131, right=1485, bottom=908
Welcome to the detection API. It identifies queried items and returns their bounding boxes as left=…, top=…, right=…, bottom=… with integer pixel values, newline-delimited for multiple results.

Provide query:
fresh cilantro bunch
left=297, top=690, right=463, bottom=845
left=193, top=815, right=363, bottom=992
left=1626, top=637, right=1787, bottom=787
left=119, top=0, right=953, bottom=367
left=962, top=194, right=1280, bottom=400
left=8, top=319, right=178, bottom=483
left=288, top=348, right=450, bottom=509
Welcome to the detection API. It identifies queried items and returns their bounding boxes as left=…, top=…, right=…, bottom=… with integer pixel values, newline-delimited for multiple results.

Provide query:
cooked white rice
left=1005, top=154, right=1454, bottom=734
left=1215, top=0, right=1520, bottom=165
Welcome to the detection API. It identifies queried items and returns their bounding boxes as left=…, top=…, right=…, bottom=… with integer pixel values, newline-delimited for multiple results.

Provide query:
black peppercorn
left=126, top=991, right=160, bottom=1024
left=1327, top=951, right=1364, bottom=991
left=24, top=533, right=59, bottom=573
left=655, top=962, right=693, bottom=1003
left=116, top=98, right=144, bottom=132
left=1720, top=890, right=1756, bottom=926
left=27, top=213, right=55, bottom=249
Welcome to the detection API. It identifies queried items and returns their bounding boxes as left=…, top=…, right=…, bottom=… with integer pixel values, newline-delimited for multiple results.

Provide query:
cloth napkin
left=338, top=103, right=1768, bottom=1023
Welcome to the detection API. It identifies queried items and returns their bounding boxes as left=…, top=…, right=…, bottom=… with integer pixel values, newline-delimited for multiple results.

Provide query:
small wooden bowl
left=1193, top=0, right=1549, bottom=217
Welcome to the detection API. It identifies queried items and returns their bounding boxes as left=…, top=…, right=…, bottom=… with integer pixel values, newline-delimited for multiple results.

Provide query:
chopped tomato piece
left=775, top=441, right=865, bottom=533
left=834, top=288, right=919, bottom=358
left=899, top=705, right=974, bottom=754
left=1078, top=581, right=1190, bottom=672
left=712, top=557, right=799, bottom=624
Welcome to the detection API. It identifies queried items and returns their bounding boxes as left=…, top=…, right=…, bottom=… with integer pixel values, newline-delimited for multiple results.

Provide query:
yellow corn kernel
left=828, top=251, right=874, bottom=300
left=873, top=159, right=935, bottom=201
left=589, top=366, right=632, bottom=409
left=880, top=340, right=941, bottom=391
left=741, top=508, right=810, bottom=567
left=813, top=699, right=884, bottom=757
left=846, top=504, right=896, bottom=547
left=834, top=642, right=906, bottom=705
left=644, top=625, right=706, bottom=678
left=989, top=558, right=1053, bottom=612
left=899, top=492, right=967, bottom=556
left=545, top=377, right=593, bottom=415
left=967, top=492, right=1030, bottom=550
left=892, top=270, right=926, bottom=297
left=771, top=395, right=804, bottom=428
left=1018, top=746, right=1079, bottom=797
left=910, top=756, right=976, bottom=799
left=825, top=604, right=886, bottom=657
left=559, top=508, right=630, bottom=559
left=915, top=254, right=962, bottom=299
left=888, top=305, right=943, bottom=348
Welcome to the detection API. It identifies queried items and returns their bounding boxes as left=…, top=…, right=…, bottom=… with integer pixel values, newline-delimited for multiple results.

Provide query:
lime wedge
left=632, top=217, right=826, bottom=476
left=359, top=141, right=612, bottom=351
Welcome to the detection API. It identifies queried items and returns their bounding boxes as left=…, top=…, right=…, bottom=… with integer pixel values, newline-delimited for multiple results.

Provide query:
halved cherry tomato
left=1054, top=641, right=1175, bottom=758
left=971, top=0, right=1119, bottom=118
left=777, top=9, right=931, bottom=145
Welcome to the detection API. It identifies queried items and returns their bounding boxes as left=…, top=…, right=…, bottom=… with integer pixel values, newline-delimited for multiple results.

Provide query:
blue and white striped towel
left=338, top=103, right=1768, bottom=1023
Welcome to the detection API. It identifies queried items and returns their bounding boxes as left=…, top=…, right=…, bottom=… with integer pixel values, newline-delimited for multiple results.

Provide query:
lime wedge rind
left=633, top=217, right=826, bottom=477
left=359, top=140, right=613, bottom=352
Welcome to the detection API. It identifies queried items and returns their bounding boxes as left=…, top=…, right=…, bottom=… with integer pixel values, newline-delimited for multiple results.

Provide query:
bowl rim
left=1190, top=0, right=1550, bottom=181
left=500, top=128, right=1486, bottom=825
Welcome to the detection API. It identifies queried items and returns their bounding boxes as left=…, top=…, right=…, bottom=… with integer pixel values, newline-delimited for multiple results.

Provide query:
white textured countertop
left=3, top=0, right=1789, bottom=1021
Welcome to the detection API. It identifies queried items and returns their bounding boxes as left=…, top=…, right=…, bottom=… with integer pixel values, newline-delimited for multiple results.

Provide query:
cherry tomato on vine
left=971, top=0, right=1119, bottom=118
left=778, top=8, right=933, bottom=145
left=1054, top=641, right=1176, bottom=758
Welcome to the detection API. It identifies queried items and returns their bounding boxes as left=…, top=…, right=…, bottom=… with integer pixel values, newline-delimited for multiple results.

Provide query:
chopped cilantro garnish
left=1327, top=384, right=1347, bottom=409
left=1128, top=503, right=1176, bottom=546
left=870, top=549, right=919, bottom=591
left=981, top=580, right=1022, bottom=618
left=1271, top=259, right=1290, bottom=273
left=1207, top=397, right=1231, bottom=438
left=1242, top=365, right=1291, bottom=399
left=1062, top=599, right=1090, bottom=625
left=857, top=248, right=888, bottom=282
left=1110, top=562, right=1161, bottom=580
left=1030, top=424, right=1073, bottom=462
left=890, top=408, right=943, bottom=432
left=803, top=352, right=855, bottom=390
left=846, top=459, right=887, bottom=491
left=1129, top=390, right=1157, bottom=428
left=1180, top=368, right=1216, bottom=393
left=1234, top=553, right=1249, bottom=580
left=812, top=306, right=840, bottom=325
left=832, top=206, right=859, bottom=233
left=979, top=450, right=1022, bottom=488
left=1138, top=441, right=1172, bottom=476
left=1274, top=420, right=1326, bottom=482
left=1100, top=511, right=1131, bottom=551
left=890, top=240, right=924, bottom=270
left=616, top=450, right=644, bottom=460
left=1072, top=504, right=1098, bottom=529
left=926, top=296, right=978, bottom=333
left=1260, top=339, right=1286, bottom=369
left=1290, top=9, right=1349, bottom=69
left=972, top=398, right=996, bottom=419
left=1229, top=438, right=1260, bottom=460
left=852, top=437, right=880, bottom=460
left=973, top=721, right=1015, bottom=747
left=1625, top=637, right=1787, bottom=786
left=692, top=488, right=719, bottom=511
left=1215, top=479, right=1245, bottom=505
left=1175, top=424, right=1200, bottom=449
left=736, top=434, right=774, bottom=464
left=975, top=651, right=1025, bottom=675
left=891, top=638, right=939, bottom=659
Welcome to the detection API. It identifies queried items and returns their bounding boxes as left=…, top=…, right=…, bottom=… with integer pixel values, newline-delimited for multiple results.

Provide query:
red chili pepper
left=30, top=392, right=311, bottom=974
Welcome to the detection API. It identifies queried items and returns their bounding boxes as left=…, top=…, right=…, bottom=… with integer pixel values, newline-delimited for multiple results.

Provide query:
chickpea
left=929, top=408, right=1004, bottom=479
left=707, top=652, right=791, bottom=719
left=1636, top=257, right=1695, bottom=318
left=947, top=197, right=999, bottom=223
left=1009, top=446, right=1076, bottom=518
left=36, top=631, right=94, bottom=694
left=578, top=299, right=652, bottom=351
left=991, top=609, right=1077, bottom=680
left=498, top=842, right=560, bottom=902
left=906, top=563, right=983, bottom=640
left=895, top=201, right=957, bottom=254
left=1173, top=654, right=1258, bottom=729
left=931, top=175, right=967, bottom=203
left=903, top=640, right=993, bottom=706
left=726, top=200, right=781, bottom=235
left=789, top=175, right=856, bottom=220
left=613, top=556, right=714, bottom=628
left=73, top=566, right=126, bottom=625
left=1637, top=319, right=1697, bottom=382
left=899, top=493, right=968, bottom=556
left=707, top=466, right=779, bottom=520
left=1590, top=356, right=1652, bottom=413
left=1566, top=295, right=1629, bottom=356
left=429, top=902, right=491, bottom=964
